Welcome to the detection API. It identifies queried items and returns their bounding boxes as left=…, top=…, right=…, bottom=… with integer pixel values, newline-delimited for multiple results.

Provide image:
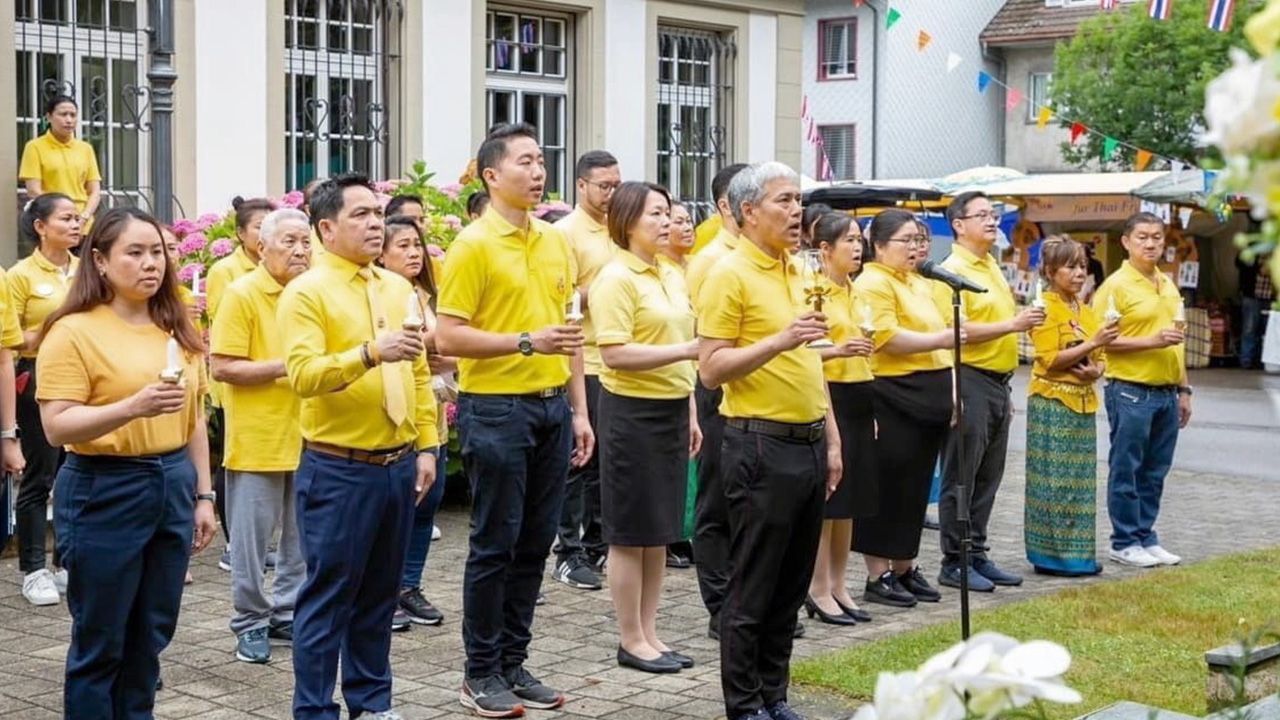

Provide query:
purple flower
left=177, top=232, right=207, bottom=256
left=445, top=402, right=458, bottom=426
left=171, top=218, right=199, bottom=235
left=426, top=243, right=446, bottom=258
left=442, top=214, right=463, bottom=231
left=209, top=239, right=235, bottom=258
left=178, top=262, right=205, bottom=283
left=534, top=201, right=572, bottom=219
left=196, top=213, right=222, bottom=230
left=441, top=183, right=463, bottom=200
left=374, top=180, right=398, bottom=194
left=278, top=190, right=305, bottom=209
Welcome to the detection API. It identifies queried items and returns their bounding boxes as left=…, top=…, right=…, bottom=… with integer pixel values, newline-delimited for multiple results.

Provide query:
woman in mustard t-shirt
left=18, top=95, right=102, bottom=224
left=36, top=207, right=218, bottom=715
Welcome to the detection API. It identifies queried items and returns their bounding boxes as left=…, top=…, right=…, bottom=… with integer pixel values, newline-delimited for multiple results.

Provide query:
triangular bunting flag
left=946, top=52, right=963, bottom=73
left=1102, top=136, right=1120, bottom=160
left=917, top=30, right=932, bottom=51
left=886, top=7, right=902, bottom=29
left=1036, top=107, right=1052, bottom=130
left=1070, top=122, right=1086, bottom=144
left=1179, top=207, right=1194, bottom=228
left=854, top=0, right=866, bottom=6
left=978, top=71, right=993, bottom=93
left=1135, top=149, right=1153, bottom=171
left=1005, top=88, right=1024, bottom=112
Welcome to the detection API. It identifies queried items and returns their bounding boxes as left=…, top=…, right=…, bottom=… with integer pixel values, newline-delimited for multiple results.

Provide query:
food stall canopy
left=871, top=170, right=1169, bottom=197
left=1132, top=168, right=1216, bottom=206
left=802, top=183, right=943, bottom=210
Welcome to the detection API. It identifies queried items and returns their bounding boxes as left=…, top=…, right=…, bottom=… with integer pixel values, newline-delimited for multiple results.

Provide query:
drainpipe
left=869, top=1, right=881, bottom=178
left=981, top=40, right=1007, bottom=167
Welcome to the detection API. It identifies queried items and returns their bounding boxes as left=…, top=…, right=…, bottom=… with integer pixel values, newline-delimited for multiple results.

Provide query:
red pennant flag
left=1070, top=122, right=1087, bottom=144
left=854, top=0, right=866, bottom=6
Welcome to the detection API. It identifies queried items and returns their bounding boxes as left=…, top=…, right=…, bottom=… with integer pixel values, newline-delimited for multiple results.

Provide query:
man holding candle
left=279, top=174, right=438, bottom=720
left=1092, top=212, right=1192, bottom=569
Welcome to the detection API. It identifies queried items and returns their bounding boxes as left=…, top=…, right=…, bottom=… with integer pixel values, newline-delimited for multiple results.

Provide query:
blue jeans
left=1104, top=381, right=1180, bottom=551
left=1241, top=296, right=1265, bottom=368
left=458, top=392, right=572, bottom=679
left=54, top=450, right=195, bottom=720
left=401, top=447, right=447, bottom=590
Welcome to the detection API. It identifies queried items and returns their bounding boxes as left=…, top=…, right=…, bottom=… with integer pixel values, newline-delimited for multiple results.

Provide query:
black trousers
left=692, top=383, right=729, bottom=622
left=939, top=366, right=1013, bottom=565
left=209, top=406, right=229, bottom=543
left=719, top=424, right=826, bottom=719
left=554, top=375, right=605, bottom=563
left=15, top=358, right=64, bottom=573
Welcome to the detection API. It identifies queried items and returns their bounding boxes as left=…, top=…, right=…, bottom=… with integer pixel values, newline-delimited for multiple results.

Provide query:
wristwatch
left=518, top=332, right=535, bottom=357
left=1177, top=385, right=1194, bottom=396
left=0, top=427, right=19, bottom=440
left=196, top=492, right=217, bottom=505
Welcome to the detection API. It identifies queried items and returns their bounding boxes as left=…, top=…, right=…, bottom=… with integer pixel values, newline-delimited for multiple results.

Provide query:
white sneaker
left=22, top=569, right=61, bottom=606
left=431, top=524, right=442, bottom=541
left=51, top=568, right=68, bottom=594
left=1109, top=545, right=1160, bottom=568
left=1145, top=545, right=1182, bottom=566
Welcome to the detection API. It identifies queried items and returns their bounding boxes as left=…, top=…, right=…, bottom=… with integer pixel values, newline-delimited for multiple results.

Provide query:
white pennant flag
left=1179, top=207, right=1194, bottom=228
left=947, top=52, right=963, bottom=73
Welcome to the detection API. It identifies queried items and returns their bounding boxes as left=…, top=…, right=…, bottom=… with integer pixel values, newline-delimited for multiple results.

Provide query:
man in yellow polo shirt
left=279, top=174, right=437, bottom=720
left=934, top=191, right=1045, bottom=593
left=686, top=163, right=749, bottom=306
left=436, top=123, right=593, bottom=719
left=550, top=149, right=620, bottom=592
left=698, top=161, right=841, bottom=720
left=211, top=208, right=312, bottom=666
left=1093, top=212, right=1192, bottom=569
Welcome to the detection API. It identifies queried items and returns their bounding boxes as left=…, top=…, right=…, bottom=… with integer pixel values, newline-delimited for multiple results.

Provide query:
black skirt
left=826, top=381, right=878, bottom=520
left=853, top=370, right=952, bottom=560
left=599, top=388, right=690, bottom=547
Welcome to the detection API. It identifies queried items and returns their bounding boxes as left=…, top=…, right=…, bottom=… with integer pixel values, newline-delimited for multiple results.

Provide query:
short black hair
left=575, top=150, right=619, bottom=180
left=45, top=94, right=76, bottom=115
left=308, top=172, right=376, bottom=234
left=385, top=194, right=423, bottom=218
left=803, top=203, right=833, bottom=234
left=1123, top=211, right=1164, bottom=236
left=466, top=190, right=490, bottom=218
left=946, top=191, right=990, bottom=226
left=712, top=163, right=749, bottom=203
left=476, top=123, right=540, bottom=190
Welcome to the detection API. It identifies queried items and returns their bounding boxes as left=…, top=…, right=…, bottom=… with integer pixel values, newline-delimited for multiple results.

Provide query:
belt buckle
left=807, top=422, right=825, bottom=443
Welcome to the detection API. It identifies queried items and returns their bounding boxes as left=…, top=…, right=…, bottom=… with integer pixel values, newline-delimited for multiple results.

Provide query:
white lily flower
left=1201, top=49, right=1280, bottom=156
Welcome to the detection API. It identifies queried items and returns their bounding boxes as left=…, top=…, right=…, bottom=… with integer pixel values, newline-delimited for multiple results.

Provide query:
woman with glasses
left=852, top=210, right=960, bottom=609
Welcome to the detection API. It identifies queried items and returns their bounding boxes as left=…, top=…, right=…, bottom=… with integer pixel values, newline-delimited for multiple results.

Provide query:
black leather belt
left=965, top=365, right=1014, bottom=386
left=726, top=417, right=826, bottom=443
left=518, top=386, right=567, bottom=399
left=1109, top=379, right=1178, bottom=393
left=305, top=441, right=413, bottom=466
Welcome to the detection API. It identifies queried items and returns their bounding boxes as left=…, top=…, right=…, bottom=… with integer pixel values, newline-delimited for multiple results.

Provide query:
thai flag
left=1207, top=0, right=1235, bottom=31
left=1148, top=0, right=1173, bottom=20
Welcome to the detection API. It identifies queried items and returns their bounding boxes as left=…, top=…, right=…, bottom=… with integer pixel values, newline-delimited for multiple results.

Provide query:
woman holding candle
left=10, top=192, right=81, bottom=606
left=162, top=226, right=204, bottom=327
left=37, top=207, right=217, bottom=714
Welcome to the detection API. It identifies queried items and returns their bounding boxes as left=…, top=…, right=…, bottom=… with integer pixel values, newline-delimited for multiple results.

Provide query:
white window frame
left=818, top=17, right=857, bottom=81
left=1027, top=72, right=1052, bottom=123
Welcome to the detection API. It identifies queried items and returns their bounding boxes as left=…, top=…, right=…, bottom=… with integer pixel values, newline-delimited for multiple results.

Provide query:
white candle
left=567, top=289, right=583, bottom=322
left=1105, top=295, right=1122, bottom=325
left=403, top=291, right=423, bottom=330
left=192, top=267, right=202, bottom=297
left=1031, top=278, right=1045, bottom=309
left=160, top=336, right=184, bottom=383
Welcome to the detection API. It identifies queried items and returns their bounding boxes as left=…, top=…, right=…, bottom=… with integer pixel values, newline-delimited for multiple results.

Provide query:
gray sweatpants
left=227, top=470, right=305, bottom=635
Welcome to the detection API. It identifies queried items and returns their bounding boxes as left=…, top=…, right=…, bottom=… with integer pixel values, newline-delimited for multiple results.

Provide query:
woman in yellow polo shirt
left=805, top=212, right=876, bottom=626
left=852, top=209, right=959, bottom=610
left=18, top=96, right=101, bottom=224
left=11, top=192, right=80, bottom=606
left=36, top=207, right=217, bottom=714
left=1025, top=237, right=1117, bottom=576
left=161, top=225, right=205, bottom=327
left=659, top=201, right=696, bottom=269
left=594, top=182, right=701, bottom=674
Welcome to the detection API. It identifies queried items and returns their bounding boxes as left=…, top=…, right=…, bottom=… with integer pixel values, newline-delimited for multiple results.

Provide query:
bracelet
left=360, top=342, right=374, bottom=369
left=367, top=339, right=382, bottom=366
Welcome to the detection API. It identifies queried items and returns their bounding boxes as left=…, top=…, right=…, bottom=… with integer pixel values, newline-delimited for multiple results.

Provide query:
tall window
left=14, top=0, right=148, bottom=218
left=485, top=7, right=573, bottom=199
left=284, top=0, right=395, bottom=190
left=818, top=18, right=857, bottom=81
left=817, top=125, right=856, bottom=181
left=656, top=26, right=735, bottom=222
left=1028, top=72, right=1052, bottom=122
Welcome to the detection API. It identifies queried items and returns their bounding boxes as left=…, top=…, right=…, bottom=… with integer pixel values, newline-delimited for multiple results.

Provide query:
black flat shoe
left=662, top=650, right=695, bottom=668
left=863, top=571, right=917, bottom=608
left=832, top=596, right=872, bottom=622
left=804, top=596, right=859, bottom=625
left=896, top=566, right=942, bottom=602
left=617, top=646, right=682, bottom=674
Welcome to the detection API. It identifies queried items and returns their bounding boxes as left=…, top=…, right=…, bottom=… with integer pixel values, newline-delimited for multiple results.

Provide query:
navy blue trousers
left=291, top=449, right=417, bottom=720
left=54, top=449, right=196, bottom=720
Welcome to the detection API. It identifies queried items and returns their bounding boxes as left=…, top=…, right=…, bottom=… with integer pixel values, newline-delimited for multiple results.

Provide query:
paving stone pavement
left=2, top=371, right=1278, bottom=719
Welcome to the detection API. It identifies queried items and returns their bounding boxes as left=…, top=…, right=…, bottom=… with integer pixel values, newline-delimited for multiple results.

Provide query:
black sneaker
left=937, top=563, right=995, bottom=593
left=267, top=620, right=293, bottom=644
left=863, top=571, right=918, bottom=608
left=503, top=665, right=565, bottom=710
left=896, top=566, right=942, bottom=603
left=767, top=700, right=807, bottom=720
left=390, top=608, right=412, bottom=632
left=588, top=553, right=607, bottom=574
left=399, top=587, right=444, bottom=626
left=460, top=675, right=525, bottom=718
left=972, top=557, right=1024, bottom=586
left=553, top=555, right=602, bottom=590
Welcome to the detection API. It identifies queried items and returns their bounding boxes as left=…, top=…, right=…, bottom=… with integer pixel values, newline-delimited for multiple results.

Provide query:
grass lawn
left=793, top=547, right=1280, bottom=718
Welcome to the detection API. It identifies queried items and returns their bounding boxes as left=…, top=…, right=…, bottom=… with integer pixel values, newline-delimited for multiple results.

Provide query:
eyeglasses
left=959, top=211, right=1002, bottom=222
left=587, top=181, right=621, bottom=194
left=887, top=235, right=928, bottom=247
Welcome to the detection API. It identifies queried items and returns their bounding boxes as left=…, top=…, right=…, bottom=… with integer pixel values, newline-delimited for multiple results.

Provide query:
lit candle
left=1104, top=295, right=1121, bottom=325
left=859, top=303, right=876, bottom=338
left=1031, top=278, right=1045, bottom=310
left=159, top=336, right=184, bottom=383
left=403, top=291, right=424, bottom=332
left=192, top=267, right=202, bottom=297
left=1173, top=304, right=1187, bottom=332
left=567, top=289, right=584, bottom=322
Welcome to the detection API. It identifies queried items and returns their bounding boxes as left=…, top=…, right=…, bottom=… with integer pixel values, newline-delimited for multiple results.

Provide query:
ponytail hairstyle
left=810, top=212, right=851, bottom=251
left=231, top=195, right=275, bottom=235
left=867, top=209, right=920, bottom=250
left=20, top=192, right=76, bottom=251
left=382, top=215, right=438, bottom=309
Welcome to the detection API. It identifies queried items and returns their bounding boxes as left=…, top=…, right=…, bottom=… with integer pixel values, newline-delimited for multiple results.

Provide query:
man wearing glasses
left=936, top=191, right=1045, bottom=593
left=552, top=150, right=621, bottom=592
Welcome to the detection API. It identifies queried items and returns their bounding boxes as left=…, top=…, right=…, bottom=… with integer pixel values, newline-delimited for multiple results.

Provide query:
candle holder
left=800, top=250, right=835, bottom=349
left=1173, top=306, right=1187, bottom=333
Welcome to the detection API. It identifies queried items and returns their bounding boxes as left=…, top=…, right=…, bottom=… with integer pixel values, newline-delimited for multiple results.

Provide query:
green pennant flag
left=886, top=7, right=902, bottom=29
left=1102, top=136, right=1119, bottom=161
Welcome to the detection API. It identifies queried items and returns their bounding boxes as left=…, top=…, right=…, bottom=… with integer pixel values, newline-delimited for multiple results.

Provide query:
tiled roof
left=980, top=0, right=1102, bottom=46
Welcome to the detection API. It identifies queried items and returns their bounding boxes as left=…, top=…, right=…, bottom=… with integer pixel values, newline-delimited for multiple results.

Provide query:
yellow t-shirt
left=211, top=266, right=302, bottom=471
left=438, top=208, right=577, bottom=394
left=36, top=305, right=208, bottom=456
left=206, top=245, right=258, bottom=319
left=853, top=262, right=951, bottom=377
left=0, top=269, right=27, bottom=350
left=823, top=281, right=875, bottom=384
left=592, top=250, right=696, bottom=399
left=18, top=132, right=102, bottom=212
left=279, top=251, right=438, bottom=451
left=698, top=238, right=828, bottom=423
left=1093, top=261, right=1185, bottom=386
left=9, top=248, right=78, bottom=358
left=937, top=243, right=1019, bottom=373
left=1029, top=291, right=1104, bottom=414
left=556, top=206, right=616, bottom=376
left=686, top=227, right=739, bottom=311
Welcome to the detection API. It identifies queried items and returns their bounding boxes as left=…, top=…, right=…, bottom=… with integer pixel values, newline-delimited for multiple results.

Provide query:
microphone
left=918, top=260, right=988, bottom=294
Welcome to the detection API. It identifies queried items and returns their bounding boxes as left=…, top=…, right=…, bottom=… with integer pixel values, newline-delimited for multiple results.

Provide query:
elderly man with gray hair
left=210, top=207, right=313, bottom=665
left=696, top=162, right=843, bottom=720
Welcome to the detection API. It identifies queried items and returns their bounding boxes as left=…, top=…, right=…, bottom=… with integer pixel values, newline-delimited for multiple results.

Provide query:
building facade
left=2, top=0, right=805, bottom=262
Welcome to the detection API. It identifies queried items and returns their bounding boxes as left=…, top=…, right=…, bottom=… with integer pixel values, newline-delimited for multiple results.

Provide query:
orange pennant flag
left=1036, top=107, right=1052, bottom=130
left=1135, top=149, right=1153, bottom=171
left=917, top=30, right=932, bottom=51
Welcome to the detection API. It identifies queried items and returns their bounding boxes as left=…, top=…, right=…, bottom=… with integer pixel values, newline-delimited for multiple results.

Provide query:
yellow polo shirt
left=207, top=245, right=258, bottom=319
left=0, top=270, right=26, bottom=350
left=1092, top=261, right=1185, bottom=386
left=936, top=243, right=1018, bottom=373
left=823, top=281, right=875, bottom=384
left=18, top=132, right=101, bottom=213
left=211, top=266, right=302, bottom=471
left=1029, top=291, right=1103, bottom=414
left=686, top=227, right=739, bottom=310
left=556, top=206, right=615, bottom=376
left=853, top=262, right=951, bottom=377
left=9, top=249, right=78, bottom=358
left=279, top=251, right=438, bottom=451
left=438, top=208, right=577, bottom=394
left=698, top=238, right=828, bottom=423
left=36, top=305, right=208, bottom=456
left=593, top=250, right=696, bottom=399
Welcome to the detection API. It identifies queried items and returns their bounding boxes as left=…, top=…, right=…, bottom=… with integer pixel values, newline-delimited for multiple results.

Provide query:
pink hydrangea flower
left=278, top=190, right=305, bottom=209
left=374, top=180, right=399, bottom=194
left=534, top=201, right=572, bottom=219
left=178, top=262, right=204, bottom=283
left=442, top=214, right=463, bottom=231
left=209, top=239, right=235, bottom=258
left=171, top=218, right=199, bottom=235
left=445, top=402, right=458, bottom=426
left=376, top=192, right=393, bottom=209
left=196, top=213, right=222, bottom=230
left=177, top=232, right=207, bottom=256
left=425, top=243, right=446, bottom=258
left=440, top=183, right=463, bottom=200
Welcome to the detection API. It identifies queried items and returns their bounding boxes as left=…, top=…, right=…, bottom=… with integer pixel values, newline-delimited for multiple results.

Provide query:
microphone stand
left=951, top=286, right=971, bottom=641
